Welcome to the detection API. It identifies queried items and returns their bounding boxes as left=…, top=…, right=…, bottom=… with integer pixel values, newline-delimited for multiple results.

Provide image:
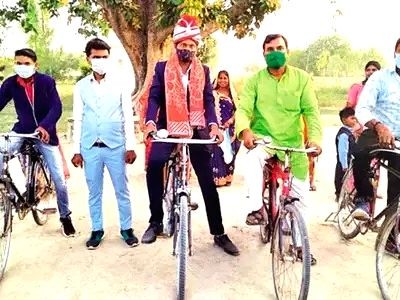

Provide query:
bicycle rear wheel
left=31, top=160, right=55, bottom=225
left=0, top=186, right=12, bottom=281
left=176, top=194, right=189, bottom=300
left=272, top=203, right=310, bottom=300
left=376, top=211, right=400, bottom=300
left=337, top=167, right=360, bottom=239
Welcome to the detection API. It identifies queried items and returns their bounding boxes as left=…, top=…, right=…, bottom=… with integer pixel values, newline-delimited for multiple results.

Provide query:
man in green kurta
left=236, top=34, right=322, bottom=229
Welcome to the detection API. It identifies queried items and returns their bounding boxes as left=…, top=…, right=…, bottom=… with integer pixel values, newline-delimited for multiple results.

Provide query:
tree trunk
left=100, top=0, right=173, bottom=111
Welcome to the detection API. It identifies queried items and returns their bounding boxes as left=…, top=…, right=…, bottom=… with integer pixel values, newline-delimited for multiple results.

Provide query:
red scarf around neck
left=164, top=53, right=205, bottom=137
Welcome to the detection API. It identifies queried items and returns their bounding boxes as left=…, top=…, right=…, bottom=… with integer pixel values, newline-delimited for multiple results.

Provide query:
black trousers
left=334, top=162, right=346, bottom=197
left=353, top=130, right=400, bottom=215
left=146, top=129, right=224, bottom=235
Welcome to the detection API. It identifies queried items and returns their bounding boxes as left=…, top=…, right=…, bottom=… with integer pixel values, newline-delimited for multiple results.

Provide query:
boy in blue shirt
left=335, top=107, right=357, bottom=201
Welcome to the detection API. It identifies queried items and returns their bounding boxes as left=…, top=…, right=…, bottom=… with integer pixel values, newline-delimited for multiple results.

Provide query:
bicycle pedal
left=189, top=202, right=198, bottom=210
left=42, top=208, right=57, bottom=215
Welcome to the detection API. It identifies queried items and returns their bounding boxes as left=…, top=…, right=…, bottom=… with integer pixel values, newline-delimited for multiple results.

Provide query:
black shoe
left=214, top=234, right=240, bottom=256
left=141, top=222, right=163, bottom=244
left=86, top=230, right=105, bottom=250
left=60, top=217, right=76, bottom=237
left=121, top=228, right=139, bottom=247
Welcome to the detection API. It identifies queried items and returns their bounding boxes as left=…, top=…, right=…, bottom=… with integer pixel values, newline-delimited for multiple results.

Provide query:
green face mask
left=265, top=51, right=286, bottom=69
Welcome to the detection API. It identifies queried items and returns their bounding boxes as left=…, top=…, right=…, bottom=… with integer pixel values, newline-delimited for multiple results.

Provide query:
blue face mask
left=176, top=49, right=195, bottom=63
left=396, top=53, right=400, bottom=68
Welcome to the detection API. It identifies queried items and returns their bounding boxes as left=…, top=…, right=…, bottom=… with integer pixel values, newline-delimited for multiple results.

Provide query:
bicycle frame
left=257, top=140, right=316, bottom=242
left=152, top=132, right=216, bottom=300
left=254, top=139, right=316, bottom=299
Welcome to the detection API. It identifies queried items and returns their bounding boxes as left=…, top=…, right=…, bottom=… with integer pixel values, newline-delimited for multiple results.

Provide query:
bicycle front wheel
left=176, top=194, right=189, bottom=300
left=376, top=211, right=400, bottom=300
left=31, top=160, right=55, bottom=225
left=337, top=167, right=360, bottom=239
left=0, top=187, right=12, bottom=281
left=272, top=203, right=310, bottom=300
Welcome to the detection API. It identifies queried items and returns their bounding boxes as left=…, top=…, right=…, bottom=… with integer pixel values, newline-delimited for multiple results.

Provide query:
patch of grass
left=314, top=76, right=359, bottom=109
left=0, top=82, right=74, bottom=134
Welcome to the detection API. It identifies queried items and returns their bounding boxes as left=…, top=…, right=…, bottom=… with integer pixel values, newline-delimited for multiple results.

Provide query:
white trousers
left=245, top=146, right=309, bottom=219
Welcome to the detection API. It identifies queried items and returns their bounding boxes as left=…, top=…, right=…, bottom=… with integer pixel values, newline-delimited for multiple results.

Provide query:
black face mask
left=177, top=49, right=195, bottom=63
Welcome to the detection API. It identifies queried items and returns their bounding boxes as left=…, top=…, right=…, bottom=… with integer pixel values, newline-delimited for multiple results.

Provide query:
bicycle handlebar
left=0, top=132, right=40, bottom=140
left=150, top=130, right=217, bottom=145
left=254, top=137, right=317, bottom=154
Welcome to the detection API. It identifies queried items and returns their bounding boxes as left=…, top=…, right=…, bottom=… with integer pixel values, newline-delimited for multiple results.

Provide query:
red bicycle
left=253, top=137, right=316, bottom=300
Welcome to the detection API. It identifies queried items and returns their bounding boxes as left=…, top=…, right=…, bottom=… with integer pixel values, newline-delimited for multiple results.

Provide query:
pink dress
left=347, top=83, right=363, bottom=108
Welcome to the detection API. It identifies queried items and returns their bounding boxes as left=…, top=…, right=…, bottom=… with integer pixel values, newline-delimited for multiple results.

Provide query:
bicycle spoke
left=272, top=204, right=310, bottom=300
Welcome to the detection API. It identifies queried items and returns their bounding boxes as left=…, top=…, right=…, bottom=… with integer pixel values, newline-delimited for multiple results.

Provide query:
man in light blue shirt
left=71, top=38, right=138, bottom=249
left=352, top=37, right=400, bottom=221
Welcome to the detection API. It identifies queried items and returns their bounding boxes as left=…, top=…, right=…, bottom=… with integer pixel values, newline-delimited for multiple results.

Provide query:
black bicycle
left=335, top=143, right=400, bottom=299
left=0, top=132, right=56, bottom=280
left=152, top=130, right=215, bottom=300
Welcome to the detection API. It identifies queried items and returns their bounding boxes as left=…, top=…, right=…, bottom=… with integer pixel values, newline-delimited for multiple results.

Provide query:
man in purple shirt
left=142, top=15, right=239, bottom=256
left=0, top=48, right=75, bottom=237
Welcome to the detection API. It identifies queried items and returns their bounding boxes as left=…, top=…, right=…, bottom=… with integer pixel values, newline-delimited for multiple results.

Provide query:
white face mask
left=91, top=58, right=110, bottom=75
left=14, top=64, right=36, bottom=79
left=395, top=53, right=400, bottom=68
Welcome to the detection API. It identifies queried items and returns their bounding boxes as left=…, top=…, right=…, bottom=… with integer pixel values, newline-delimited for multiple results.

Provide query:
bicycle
left=252, top=137, right=316, bottom=300
left=335, top=143, right=400, bottom=299
left=151, top=130, right=216, bottom=300
left=337, top=157, right=381, bottom=239
left=0, top=132, right=56, bottom=280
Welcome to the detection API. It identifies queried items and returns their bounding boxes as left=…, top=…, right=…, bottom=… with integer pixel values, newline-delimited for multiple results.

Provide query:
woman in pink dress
left=346, top=60, right=381, bottom=138
left=346, top=60, right=381, bottom=108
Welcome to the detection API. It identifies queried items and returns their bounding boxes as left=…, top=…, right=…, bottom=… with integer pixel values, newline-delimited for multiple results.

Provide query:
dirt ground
left=0, top=126, right=389, bottom=300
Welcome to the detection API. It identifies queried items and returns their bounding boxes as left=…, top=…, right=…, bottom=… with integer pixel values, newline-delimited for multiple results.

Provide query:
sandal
left=309, top=185, right=317, bottom=191
left=246, top=210, right=265, bottom=226
left=297, top=249, right=317, bottom=266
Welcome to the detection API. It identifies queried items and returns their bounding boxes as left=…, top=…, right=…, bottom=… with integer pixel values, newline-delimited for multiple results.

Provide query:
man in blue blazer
left=0, top=48, right=75, bottom=237
left=142, top=15, right=239, bottom=256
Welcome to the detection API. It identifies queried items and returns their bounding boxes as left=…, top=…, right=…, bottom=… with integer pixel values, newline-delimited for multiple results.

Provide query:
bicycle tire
left=272, top=203, right=311, bottom=300
left=0, top=187, right=12, bottom=281
left=31, top=159, right=54, bottom=225
left=337, top=167, right=360, bottom=239
left=376, top=211, right=400, bottom=300
left=176, top=194, right=189, bottom=300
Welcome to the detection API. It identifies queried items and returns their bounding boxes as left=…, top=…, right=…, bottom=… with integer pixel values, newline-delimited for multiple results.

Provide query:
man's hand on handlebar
left=36, top=126, right=50, bottom=143
left=375, top=123, right=395, bottom=149
left=143, top=122, right=157, bottom=143
left=306, top=141, right=322, bottom=157
left=242, top=129, right=256, bottom=149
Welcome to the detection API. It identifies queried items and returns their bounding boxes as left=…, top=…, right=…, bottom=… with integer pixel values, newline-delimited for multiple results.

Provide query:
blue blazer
left=0, top=73, right=62, bottom=145
left=146, top=61, right=218, bottom=130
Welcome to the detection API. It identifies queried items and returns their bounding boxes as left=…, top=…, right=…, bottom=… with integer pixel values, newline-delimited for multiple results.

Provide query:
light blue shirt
left=338, top=125, right=352, bottom=169
left=356, top=66, right=400, bottom=137
left=72, top=73, right=136, bottom=152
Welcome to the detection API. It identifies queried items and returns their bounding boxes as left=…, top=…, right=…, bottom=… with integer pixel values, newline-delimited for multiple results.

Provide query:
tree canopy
left=0, top=0, right=282, bottom=97
left=288, top=35, right=385, bottom=77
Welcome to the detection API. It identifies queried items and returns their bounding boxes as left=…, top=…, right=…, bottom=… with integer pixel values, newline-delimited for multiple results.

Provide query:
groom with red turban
left=141, top=15, right=239, bottom=256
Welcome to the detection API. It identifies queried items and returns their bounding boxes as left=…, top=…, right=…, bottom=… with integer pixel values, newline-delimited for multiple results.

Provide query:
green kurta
left=236, top=65, right=322, bottom=180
